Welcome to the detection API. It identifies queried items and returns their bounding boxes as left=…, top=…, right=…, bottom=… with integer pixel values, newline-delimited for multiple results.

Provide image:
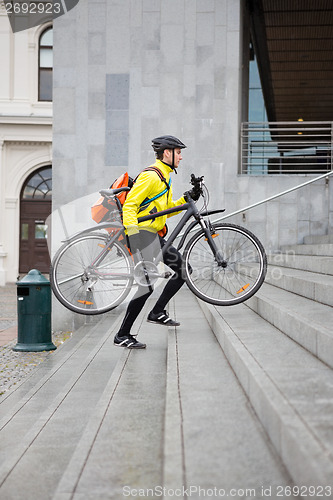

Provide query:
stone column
left=0, top=139, right=7, bottom=285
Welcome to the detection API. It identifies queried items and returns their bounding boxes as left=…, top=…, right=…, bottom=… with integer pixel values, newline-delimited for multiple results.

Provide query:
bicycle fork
left=199, top=219, right=226, bottom=267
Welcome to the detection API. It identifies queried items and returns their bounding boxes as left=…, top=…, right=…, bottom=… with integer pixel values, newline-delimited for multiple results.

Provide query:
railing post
left=331, top=122, right=333, bottom=172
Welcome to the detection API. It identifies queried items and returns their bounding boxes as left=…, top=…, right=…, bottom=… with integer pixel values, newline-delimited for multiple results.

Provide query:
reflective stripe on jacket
left=123, top=159, right=186, bottom=236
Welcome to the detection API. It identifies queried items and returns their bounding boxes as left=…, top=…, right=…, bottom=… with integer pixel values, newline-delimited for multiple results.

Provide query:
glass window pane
left=21, top=223, right=29, bottom=240
left=22, top=186, right=34, bottom=199
left=34, top=181, right=49, bottom=198
left=35, top=224, right=48, bottom=239
left=39, top=28, right=53, bottom=102
left=40, top=28, right=53, bottom=46
left=40, top=48, right=53, bottom=68
left=28, top=174, right=43, bottom=189
left=39, top=69, right=53, bottom=101
left=42, top=167, right=52, bottom=179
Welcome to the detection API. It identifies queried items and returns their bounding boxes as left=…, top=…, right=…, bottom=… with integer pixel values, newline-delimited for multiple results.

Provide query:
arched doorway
left=19, top=166, right=52, bottom=273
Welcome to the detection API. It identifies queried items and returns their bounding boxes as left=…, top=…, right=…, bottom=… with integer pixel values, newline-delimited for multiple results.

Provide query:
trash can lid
left=17, top=269, right=50, bottom=285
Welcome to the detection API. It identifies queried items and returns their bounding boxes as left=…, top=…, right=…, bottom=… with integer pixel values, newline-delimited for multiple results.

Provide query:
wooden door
left=19, top=200, right=51, bottom=273
left=19, top=166, right=52, bottom=274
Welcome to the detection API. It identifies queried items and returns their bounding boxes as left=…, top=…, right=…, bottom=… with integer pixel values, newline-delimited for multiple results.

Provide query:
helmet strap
left=160, top=149, right=177, bottom=173
left=172, top=149, right=177, bottom=174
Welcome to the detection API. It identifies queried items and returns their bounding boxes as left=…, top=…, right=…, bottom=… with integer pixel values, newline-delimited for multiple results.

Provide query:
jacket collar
left=155, top=159, right=174, bottom=175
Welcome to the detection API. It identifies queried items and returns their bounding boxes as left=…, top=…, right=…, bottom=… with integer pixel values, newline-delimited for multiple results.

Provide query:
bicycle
left=50, top=175, right=267, bottom=315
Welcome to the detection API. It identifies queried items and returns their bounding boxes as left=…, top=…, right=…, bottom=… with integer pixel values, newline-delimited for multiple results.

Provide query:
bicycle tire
left=183, top=223, right=267, bottom=306
left=50, top=233, right=134, bottom=315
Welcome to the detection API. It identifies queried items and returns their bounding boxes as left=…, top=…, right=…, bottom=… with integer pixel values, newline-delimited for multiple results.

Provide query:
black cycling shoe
left=147, top=310, right=180, bottom=327
left=114, top=333, right=146, bottom=349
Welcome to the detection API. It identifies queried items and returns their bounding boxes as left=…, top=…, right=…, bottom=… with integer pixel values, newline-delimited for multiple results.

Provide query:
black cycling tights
left=117, top=234, right=185, bottom=336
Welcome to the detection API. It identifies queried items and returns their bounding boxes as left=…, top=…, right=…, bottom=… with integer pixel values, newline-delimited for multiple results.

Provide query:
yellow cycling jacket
left=123, top=159, right=186, bottom=236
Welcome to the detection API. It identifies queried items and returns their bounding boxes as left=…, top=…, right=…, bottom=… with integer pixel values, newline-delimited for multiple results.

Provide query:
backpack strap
left=138, top=179, right=171, bottom=211
left=141, top=166, right=170, bottom=193
left=135, top=166, right=171, bottom=212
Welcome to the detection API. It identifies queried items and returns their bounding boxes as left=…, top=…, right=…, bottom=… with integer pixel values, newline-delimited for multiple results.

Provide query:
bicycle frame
left=60, top=196, right=226, bottom=282
left=51, top=189, right=267, bottom=313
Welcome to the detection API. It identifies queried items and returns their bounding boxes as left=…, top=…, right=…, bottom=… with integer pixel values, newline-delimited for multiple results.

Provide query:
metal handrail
left=176, top=170, right=333, bottom=240
left=213, top=170, right=333, bottom=223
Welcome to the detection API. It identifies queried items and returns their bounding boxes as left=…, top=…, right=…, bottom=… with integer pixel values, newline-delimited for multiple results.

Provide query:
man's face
left=163, top=148, right=183, bottom=168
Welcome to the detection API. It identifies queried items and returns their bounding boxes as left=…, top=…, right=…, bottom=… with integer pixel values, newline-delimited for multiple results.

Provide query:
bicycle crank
left=133, top=261, right=161, bottom=286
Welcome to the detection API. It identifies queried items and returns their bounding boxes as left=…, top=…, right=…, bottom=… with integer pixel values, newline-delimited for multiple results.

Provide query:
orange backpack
left=91, top=172, right=134, bottom=224
left=91, top=168, right=170, bottom=235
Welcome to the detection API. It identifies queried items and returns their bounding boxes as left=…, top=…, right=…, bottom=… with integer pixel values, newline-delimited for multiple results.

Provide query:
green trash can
left=13, top=269, right=56, bottom=352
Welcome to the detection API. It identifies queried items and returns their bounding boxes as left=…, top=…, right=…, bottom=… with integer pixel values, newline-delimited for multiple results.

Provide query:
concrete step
left=199, top=298, right=333, bottom=490
left=243, top=263, right=333, bottom=307
left=54, top=289, right=292, bottom=499
left=304, top=234, right=333, bottom=245
left=245, top=281, right=333, bottom=368
left=280, top=242, right=333, bottom=256
left=0, top=316, right=106, bottom=416
left=267, top=252, right=333, bottom=275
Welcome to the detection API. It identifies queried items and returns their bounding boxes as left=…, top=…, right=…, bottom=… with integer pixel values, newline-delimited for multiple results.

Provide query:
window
left=39, top=27, right=53, bottom=101
left=35, top=223, right=48, bottom=239
left=248, top=47, right=267, bottom=123
left=22, top=167, right=52, bottom=199
left=21, top=223, right=29, bottom=240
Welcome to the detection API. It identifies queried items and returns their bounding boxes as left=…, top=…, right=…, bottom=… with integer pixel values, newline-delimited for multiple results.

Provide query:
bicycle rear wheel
left=183, top=223, right=267, bottom=306
left=50, top=233, right=134, bottom=315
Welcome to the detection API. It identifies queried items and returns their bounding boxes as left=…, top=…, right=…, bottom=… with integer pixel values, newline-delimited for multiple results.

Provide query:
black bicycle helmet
left=152, top=135, right=187, bottom=153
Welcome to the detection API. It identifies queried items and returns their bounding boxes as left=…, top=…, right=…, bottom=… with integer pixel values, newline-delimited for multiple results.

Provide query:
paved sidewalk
left=0, top=284, right=17, bottom=346
left=0, top=284, right=71, bottom=396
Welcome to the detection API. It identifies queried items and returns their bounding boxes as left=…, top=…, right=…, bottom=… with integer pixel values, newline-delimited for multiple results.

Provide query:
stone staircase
left=0, top=235, right=332, bottom=499
left=199, top=233, right=333, bottom=492
left=0, top=295, right=293, bottom=499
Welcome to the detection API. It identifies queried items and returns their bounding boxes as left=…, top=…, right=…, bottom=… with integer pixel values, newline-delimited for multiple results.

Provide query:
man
left=114, top=135, right=199, bottom=349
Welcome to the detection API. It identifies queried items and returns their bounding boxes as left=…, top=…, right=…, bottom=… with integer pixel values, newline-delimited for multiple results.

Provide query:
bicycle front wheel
left=183, top=223, right=267, bottom=306
left=50, top=233, right=134, bottom=315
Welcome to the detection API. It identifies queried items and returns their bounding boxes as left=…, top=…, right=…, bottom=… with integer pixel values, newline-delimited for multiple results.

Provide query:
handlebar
left=190, top=173, right=204, bottom=188
left=183, top=173, right=204, bottom=202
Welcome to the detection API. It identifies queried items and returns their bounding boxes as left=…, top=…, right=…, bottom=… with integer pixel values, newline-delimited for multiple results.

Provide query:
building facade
left=52, top=0, right=332, bottom=246
left=0, top=1, right=52, bottom=285
left=50, top=0, right=332, bottom=328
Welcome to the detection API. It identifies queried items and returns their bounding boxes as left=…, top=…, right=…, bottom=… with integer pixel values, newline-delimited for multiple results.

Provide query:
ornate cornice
left=3, top=140, right=52, bottom=146
left=0, top=115, right=52, bottom=125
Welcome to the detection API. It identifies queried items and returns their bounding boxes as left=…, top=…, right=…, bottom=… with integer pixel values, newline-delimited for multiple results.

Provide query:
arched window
left=39, top=27, right=53, bottom=101
left=22, top=166, right=52, bottom=200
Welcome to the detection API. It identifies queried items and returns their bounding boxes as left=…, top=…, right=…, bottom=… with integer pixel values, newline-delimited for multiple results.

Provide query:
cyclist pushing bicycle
left=114, top=135, right=199, bottom=349
left=50, top=137, right=267, bottom=347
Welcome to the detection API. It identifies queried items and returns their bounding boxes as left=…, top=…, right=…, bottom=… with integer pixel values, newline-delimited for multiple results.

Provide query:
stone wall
left=52, top=0, right=332, bottom=328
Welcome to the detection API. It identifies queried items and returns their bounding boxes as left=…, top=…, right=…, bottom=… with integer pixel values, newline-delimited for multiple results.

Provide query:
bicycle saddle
left=100, top=187, right=130, bottom=197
